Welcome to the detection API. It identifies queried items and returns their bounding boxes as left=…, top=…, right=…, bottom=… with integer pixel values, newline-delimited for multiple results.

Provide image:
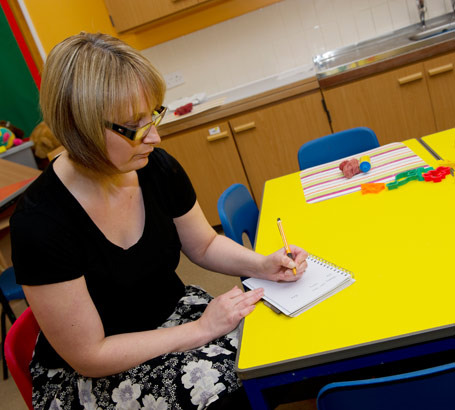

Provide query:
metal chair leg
left=1, top=288, right=18, bottom=380
left=2, top=310, right=8, bottom=379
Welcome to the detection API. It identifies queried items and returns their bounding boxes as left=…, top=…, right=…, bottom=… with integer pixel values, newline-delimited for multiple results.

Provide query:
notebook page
left=243, top=256, right=354, bottom=316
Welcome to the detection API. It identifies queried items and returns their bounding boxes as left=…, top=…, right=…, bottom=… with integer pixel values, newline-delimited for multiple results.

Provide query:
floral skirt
left=30, top=285, right=243, bottom=410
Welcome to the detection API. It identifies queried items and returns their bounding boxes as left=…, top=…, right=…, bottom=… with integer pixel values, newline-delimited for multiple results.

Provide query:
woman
left=10, top=32, right=307, bottom=410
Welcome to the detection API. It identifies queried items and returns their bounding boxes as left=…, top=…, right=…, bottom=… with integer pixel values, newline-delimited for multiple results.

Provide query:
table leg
left=242, top=378, right=272, bottom=410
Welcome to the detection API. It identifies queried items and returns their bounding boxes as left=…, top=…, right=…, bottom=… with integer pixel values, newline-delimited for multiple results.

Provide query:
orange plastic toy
left=361, top=183, right=386, bottom=194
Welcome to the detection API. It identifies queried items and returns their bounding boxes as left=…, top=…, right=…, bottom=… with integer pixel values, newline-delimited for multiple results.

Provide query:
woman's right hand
left=196, top=286, right=264, bottom=340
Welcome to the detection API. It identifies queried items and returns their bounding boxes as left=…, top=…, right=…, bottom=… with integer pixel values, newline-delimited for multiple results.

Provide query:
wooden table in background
left=0, top=159, right=40, bottom=270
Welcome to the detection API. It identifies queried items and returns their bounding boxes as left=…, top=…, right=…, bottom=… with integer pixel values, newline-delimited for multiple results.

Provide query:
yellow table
left=236, top=140, right=455, bottom=408
left=421, top=128, right=455, bottom=161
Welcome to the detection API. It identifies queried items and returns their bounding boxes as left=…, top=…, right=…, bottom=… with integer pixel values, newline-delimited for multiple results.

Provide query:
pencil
left=277, top=217, right=297, bottom=275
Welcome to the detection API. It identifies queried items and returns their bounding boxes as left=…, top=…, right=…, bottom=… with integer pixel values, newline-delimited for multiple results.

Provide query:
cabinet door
left=424, top=52, right=455, bottom=132
left=159, top=121, right=250, bottom=226
left=230, top=91, right=331, bottom=202
left=323, top=62, right=436, bottom=144
left=105, top=0, right=203, bottom=33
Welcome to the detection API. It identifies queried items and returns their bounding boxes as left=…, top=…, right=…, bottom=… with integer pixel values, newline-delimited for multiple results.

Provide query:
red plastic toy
left=174, top=102, right=193, bottom=116
left=421, top=167, right=451, bottom=183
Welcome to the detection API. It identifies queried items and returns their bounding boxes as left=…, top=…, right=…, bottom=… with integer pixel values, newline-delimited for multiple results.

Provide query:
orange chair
left=5, top=307, right=40, bottom=410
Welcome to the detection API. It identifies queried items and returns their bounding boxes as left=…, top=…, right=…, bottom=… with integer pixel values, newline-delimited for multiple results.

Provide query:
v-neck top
left=10, top=148, right=196, bottom=368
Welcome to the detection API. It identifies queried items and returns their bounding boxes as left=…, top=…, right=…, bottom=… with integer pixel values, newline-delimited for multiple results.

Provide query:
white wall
left=141, top=0, right=453, bottom=104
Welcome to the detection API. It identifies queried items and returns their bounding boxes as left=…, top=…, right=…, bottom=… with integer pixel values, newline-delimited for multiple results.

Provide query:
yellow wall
left=24, top=0, right=280, bottom=54
left=23, top=0, right=124, bottom=52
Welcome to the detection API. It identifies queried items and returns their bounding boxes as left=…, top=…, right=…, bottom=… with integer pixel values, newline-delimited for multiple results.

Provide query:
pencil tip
left=277, top=217, right=281, bottom=222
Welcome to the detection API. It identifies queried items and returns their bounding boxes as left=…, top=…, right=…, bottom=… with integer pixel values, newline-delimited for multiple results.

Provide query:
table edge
left=235, top=323, right=455, bottom=380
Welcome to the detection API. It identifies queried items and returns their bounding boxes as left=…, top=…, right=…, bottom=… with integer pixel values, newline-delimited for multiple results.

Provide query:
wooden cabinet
left=104, top=0, right=283, bottom=42
left=322, top=62, right=436, bottom=144
left=104, top=0, right=211, bottom=33
left=424, top=52, right=455, bottom=132
left=159, top=90, right=331, bottom=224
left=230, top=91, right=332, bottom=202
left=322, top=52, right=455, bottom=145
left=159, top=121, right=249, bottom=226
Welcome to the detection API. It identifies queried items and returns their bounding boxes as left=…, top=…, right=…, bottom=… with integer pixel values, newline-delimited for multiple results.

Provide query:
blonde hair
left=40, top=32, right=165, bottom=173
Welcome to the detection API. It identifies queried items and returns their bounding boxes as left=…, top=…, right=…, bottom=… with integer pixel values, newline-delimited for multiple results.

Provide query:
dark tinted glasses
left=106, top=106, right=167, bottom=141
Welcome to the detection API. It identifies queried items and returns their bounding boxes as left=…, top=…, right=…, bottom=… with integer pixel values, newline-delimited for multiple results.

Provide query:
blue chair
left=0, top=266, right=26, bottom=380
left=217, top=184, right=258, bottom=286
left=317, top=362, right=455, bottom=410
left=298, top=127, right=380, bottom=170
left=217, top=183, right=258, bottom=248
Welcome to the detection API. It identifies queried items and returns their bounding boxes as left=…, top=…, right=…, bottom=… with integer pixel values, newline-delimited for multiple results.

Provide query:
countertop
left=207, top=64, right=316, bottom=105
left=159, top=65, right=319, bottom=136
left=315, top=12, right=455, bottom=88
left=159, top=12, right=455, bottom=137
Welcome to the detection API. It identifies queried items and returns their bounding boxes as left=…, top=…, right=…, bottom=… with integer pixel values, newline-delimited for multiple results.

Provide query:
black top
left=10, top=148, right=197, bottom=369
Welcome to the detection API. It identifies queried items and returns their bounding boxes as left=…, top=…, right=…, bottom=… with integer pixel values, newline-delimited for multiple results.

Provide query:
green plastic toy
left=386, top=167, right=430, bottom=190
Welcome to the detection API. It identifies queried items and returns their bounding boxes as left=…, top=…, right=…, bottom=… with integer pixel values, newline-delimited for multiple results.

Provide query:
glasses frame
left=106, top=106, right=167, bottom=141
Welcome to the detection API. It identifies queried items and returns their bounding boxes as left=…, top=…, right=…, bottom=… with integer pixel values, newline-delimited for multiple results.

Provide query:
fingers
left=237, top=294, right=263, bottom=318
left=238, top=303, right=257, bottom=318
left=230, top=287, right=263, bottom=305
left=244, top=287, right=264, bottom=303
left=287, top=246, right=308, bottom=269
left=290, top=245, right=309, bottom=265
left=220, top=286, right=263, bottom=310
left=224, top=285, right=244, bottom=298
left=279, top=245, right=308, bottom=280
left=279, top=253, right=296, bottom=270
left=200, top=287, right=264, bottom=340
left=276, top=253, right=298, bottom=278
left=231, top=288, right=264, bottom=318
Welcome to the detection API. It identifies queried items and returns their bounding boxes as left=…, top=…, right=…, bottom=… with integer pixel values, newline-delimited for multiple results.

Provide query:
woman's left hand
left=259, top=245, right=308, bottom=282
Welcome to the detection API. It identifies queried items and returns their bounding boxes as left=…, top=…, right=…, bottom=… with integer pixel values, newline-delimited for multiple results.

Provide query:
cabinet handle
left=397, top=72, right=423, bottom=85
left=233, top=122, right=256, bottom=133
left=207, top=131, right=228, bottom=142
left=428, top=63, right=453, bottom=77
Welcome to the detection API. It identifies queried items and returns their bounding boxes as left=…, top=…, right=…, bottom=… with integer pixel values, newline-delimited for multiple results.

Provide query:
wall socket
left=164, top=71, right=185, bottom=89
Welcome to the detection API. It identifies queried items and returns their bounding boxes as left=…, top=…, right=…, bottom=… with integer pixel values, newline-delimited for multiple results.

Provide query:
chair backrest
left=298, top=127, right=380, bottom=170
left=0, top=266, right=25, bottom=301
left=5, top=307, right=40, bottom=410
left=217, top=183, right=259, bottom=247
left=317, top=362, right=455, bottom=410
left=47, top=145, right=65, bottom=161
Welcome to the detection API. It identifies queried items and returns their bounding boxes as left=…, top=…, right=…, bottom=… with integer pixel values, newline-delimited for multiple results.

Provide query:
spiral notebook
left=242, top=255, right=355, bottom=317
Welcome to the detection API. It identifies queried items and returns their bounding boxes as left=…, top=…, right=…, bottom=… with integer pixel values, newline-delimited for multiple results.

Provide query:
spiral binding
left=308, top=254, right=355, bottom=278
